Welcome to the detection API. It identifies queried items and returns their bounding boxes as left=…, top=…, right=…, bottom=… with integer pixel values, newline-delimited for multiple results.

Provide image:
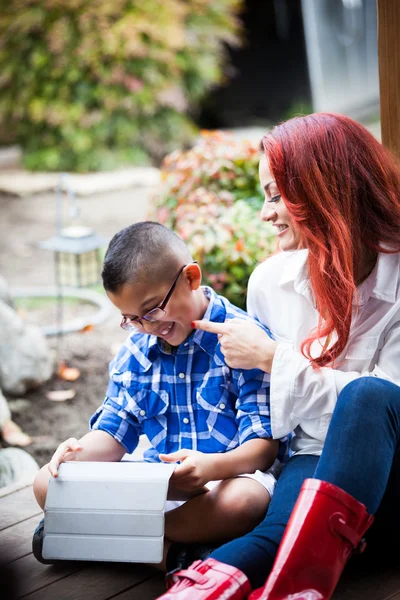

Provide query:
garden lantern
left=39, top=175, right=108, bottom=288
left=40, top=225, right=107, bottom=288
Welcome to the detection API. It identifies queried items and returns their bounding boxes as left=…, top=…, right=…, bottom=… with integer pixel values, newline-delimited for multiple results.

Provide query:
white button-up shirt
left=247, top=249, right=400, bottom=456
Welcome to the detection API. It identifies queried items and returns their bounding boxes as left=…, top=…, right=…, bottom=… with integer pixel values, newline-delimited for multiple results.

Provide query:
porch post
left=377, top=0, right=400, bottom=159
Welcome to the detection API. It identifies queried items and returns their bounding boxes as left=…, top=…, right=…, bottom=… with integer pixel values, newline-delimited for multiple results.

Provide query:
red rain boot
left=249, top=479, right=374, bottom=600
left=156, top=558, right=251, bottom=599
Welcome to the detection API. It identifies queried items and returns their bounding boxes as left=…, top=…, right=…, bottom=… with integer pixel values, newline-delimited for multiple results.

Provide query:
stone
left=0, top=388, right=11, bottom=425
left=0, top=299, right=55, bottom=395
left=0, top=274, right=14, bottom=308
left=0, top=447, right=39, bottom=489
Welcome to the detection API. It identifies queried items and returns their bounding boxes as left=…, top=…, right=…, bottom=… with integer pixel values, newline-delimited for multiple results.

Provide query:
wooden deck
left=2, top=482, right=400, bottom=600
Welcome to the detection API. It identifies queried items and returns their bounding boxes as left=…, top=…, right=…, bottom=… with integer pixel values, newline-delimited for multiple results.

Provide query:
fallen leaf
left=57, top=362, right=81, bottom=382
left=46, top=389, right=76, bottom=402
left=2, top=419, right=32, bottom=447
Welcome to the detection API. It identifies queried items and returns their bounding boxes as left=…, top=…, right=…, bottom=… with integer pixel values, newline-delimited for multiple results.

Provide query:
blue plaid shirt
left=90, top=287, right=289, bottom=464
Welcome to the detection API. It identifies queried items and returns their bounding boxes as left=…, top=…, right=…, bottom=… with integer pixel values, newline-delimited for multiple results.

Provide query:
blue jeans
left=210, top=377, right=400, bottom=588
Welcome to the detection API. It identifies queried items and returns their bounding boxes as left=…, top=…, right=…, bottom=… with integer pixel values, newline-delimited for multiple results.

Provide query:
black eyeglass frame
left=120, top=262, right=196, bottom=331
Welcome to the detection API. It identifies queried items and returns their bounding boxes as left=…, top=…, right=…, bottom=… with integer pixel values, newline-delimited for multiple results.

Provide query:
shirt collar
left=192, top=286, right=226, bottom=356
left=359, top=250, right=399, bottom=305
left=133, top=286, right=225, bottom=367
left=278, top=249, right=309, bottom=288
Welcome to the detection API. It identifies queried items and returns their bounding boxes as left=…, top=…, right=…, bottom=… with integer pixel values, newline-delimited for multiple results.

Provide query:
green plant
left=0, top=0, right=242, bottom=172
left=149, top=131, right=277, bottom=308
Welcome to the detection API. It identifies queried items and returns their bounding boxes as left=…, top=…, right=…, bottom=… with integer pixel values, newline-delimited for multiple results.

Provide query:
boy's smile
left=107, top=263, right=209, bottom=347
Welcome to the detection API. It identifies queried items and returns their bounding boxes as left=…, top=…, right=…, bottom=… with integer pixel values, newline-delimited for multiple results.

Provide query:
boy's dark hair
left=102, top=221, right=193, bottom=293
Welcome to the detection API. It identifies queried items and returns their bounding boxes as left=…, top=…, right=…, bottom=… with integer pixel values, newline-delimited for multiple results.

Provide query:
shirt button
left=178, top=372, right=185, bottom=379
left=183, top=417, right=189, bottom=424
left=139, top=410, right=146, bottom=417
left=219, top=403, right=226, bottom=410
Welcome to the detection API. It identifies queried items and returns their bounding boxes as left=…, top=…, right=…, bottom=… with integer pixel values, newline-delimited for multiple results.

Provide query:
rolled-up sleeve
left=234, top=368, right=273, bottom=442
left=235, top=368, right=290, bottom=463
left=89, top=378, right=142, bottom=454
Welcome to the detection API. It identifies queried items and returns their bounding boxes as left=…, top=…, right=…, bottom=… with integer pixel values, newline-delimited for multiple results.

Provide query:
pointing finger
left=191, top=320, right=230, bottom=335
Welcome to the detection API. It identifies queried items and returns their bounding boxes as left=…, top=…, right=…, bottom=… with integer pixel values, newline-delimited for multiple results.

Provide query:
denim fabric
left=210, top=377, right=400, bottom=588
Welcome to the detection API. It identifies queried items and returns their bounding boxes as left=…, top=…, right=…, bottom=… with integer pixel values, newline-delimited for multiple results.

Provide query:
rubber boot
left=249, top=478, right=374, bottom=600
left=157, top=558, right=251, bottom=599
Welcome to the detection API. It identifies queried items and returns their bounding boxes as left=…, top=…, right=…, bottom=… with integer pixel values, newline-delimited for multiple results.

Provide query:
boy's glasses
left=120, top=263, right=191, bottom=332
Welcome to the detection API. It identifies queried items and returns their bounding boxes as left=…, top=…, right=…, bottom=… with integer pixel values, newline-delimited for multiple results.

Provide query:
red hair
left=262, top=113, right=400, bottom=367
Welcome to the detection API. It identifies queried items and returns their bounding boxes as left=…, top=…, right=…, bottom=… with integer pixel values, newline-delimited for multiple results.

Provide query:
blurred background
left=0, top=0, right=382, bottom=483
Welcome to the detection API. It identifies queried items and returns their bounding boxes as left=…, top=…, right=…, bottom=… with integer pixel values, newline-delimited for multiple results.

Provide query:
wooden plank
left=110, top=574, right=165, bottom=599
left=333, top=564, right=400, bottom=600
left=20, top=562, right=157, bottom=600
left=0, top=514, right=40, bottom=565
left=4, top=553, right=82, bottom=598
left=0, top=478, right=35, bottom=499
left=0, top=486, right=41, bottom=531
left=377, top=0, right=400, bottom=159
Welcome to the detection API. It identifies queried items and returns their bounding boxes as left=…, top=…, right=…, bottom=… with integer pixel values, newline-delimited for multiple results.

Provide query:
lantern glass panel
left=58, top=252, right=78, bottom=287
left=79, top=250, right=100, bottom=286
left=57, top=250, right=100, bottom=287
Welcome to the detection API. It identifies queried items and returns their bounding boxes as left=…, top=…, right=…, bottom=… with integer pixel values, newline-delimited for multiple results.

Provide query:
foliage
left=150, top=131, right=277, bottom=308
left=0, top=0, right=242, bottom=172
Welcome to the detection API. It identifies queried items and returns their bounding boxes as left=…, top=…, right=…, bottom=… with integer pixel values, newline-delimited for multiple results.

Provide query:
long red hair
left=262, top=113, right=400, bottom=367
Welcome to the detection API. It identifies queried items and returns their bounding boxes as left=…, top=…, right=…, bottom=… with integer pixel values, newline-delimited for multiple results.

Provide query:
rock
left=0, top=275, right=14, bottom=308
left=0, top=447, right=39, bottom=489
left=6, top=398, right=31, bottom=414
left=0, top=299, right=55, bottom=395
left=0, top=388, right=11, bottom=425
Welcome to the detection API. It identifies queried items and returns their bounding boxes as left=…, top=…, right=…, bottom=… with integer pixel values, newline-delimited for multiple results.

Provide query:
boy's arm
left=162, top=437, right=278, bottom=491
left=48, top=430, right=126, bottom=477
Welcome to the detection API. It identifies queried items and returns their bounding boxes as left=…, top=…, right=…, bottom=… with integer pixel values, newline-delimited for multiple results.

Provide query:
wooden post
left=377, top=0, right=400, bottom=159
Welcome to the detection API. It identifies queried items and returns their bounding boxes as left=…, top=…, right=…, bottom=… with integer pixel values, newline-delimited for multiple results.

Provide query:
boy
left=33, top=222, right=288, bottom=571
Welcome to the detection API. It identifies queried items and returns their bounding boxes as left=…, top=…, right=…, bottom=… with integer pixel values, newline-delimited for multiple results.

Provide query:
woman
left=156, top=113, right=400, bottom=600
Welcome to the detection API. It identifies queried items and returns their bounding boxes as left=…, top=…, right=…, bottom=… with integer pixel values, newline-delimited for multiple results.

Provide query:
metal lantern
left=39, top=175, right=108, bottom=288
left=40, top=225, right=107, bottom=288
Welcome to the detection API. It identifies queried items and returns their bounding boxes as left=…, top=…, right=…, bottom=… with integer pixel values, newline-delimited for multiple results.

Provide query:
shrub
left=149, top=131, right=277, bottom=308
left=0, top=0, right=242, bottom=172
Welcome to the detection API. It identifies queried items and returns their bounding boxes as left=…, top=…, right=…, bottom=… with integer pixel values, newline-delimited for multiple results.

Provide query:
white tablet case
left=42, top=461, right=176, bottom=563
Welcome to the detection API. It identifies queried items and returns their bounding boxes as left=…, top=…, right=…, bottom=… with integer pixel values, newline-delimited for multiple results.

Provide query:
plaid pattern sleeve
left=89, top=350, right=146, bottom=454
left=89, top=287, right=290, bottom=465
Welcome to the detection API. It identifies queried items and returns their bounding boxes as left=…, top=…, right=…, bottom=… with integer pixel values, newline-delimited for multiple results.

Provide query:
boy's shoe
left=157, top=558, right=251, bottom=599
left=166, top=542, right=217, bottom=572
left=32, top=517, right=58, bottom=565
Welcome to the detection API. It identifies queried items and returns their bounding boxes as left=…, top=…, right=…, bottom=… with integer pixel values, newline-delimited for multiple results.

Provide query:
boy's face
left=108, top=263, right=207, bottom=347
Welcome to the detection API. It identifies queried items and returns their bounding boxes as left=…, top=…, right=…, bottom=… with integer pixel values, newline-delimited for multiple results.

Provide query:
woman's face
left=259, top=153, right=302, bottom=251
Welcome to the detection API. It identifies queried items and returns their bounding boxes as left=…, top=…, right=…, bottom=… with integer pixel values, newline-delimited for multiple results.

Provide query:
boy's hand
left=48, top=437, right=83, bottom=478
left=192, top=318, right=277, bottom=372
left=160, top=450, right=216, bottom=491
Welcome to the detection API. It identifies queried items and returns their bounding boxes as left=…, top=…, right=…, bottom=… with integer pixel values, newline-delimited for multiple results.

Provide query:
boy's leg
left=208, top=454, right=318, bottom=589
left=32, top=464, right=54, bottom=564
left=33, top=464, right=51, bottom=510
left=165, top=476, right=271, bottom=545
left=152, top=475, right=272, bottom=572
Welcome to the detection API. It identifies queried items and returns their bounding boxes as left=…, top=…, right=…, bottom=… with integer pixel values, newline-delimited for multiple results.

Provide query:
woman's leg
left=208, top=454, right=318, bottom=589
left=315, top=377, right=400, bottom=514
left=314, top=377, right=400, bottom=563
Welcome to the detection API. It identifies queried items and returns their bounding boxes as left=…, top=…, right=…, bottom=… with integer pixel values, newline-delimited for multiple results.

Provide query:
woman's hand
left=160, top=449, right=217, bottom=492
left=192, top=318, right=277, bottom=372
left=48, top=437, right=83, bottom=478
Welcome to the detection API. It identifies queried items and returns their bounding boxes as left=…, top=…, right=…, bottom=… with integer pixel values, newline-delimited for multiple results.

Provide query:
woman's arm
left=270, top=319, right=400, bottom=439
